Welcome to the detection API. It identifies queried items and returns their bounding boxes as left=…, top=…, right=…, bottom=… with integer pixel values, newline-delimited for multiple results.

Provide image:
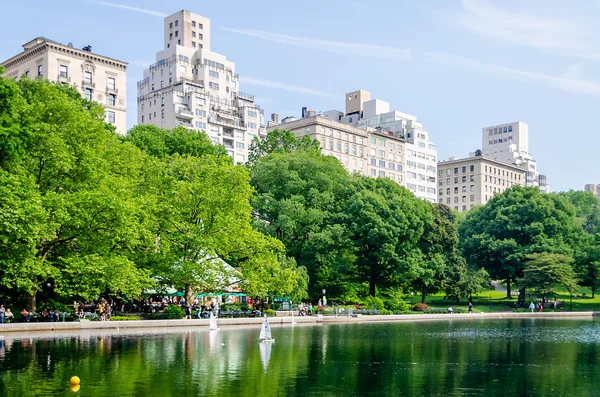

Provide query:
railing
left=57, top=74, right=71, bottom=83
left=82, top=80, right=95, bottom=88
left=238, top=92, right=254, bottom=102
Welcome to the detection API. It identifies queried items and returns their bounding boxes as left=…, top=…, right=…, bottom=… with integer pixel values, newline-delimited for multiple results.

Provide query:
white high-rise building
left=137, top=10, right=265, bottom=163
left=1, top=37, right=128, bottom=134
left=482, top=121, right=547, bottom=191
left=267, top=90, right=438, bottom=203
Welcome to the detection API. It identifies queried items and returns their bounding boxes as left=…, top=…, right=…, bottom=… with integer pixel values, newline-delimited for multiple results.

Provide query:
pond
left=1, top=318, right=600, bottom=396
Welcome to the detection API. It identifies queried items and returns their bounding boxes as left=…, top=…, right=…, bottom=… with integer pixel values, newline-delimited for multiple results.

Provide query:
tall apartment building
left=266, top=90, right=438, bottom=203
left=482, top=121, right=548, bottom=191
left=1, top=37, right=128, bottom=134
left=137, top=10, right=264, bottom=164
left=584, top=184, right=600, bottom=200
left=437, top=155, right=525, bottom=212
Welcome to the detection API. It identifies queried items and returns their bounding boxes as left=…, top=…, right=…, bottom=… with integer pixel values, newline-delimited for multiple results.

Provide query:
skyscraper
left=137, top=10, right=265, bottom=163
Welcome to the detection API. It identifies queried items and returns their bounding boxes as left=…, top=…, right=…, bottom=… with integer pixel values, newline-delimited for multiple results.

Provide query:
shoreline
left=1, top=311, right=598, bottom=336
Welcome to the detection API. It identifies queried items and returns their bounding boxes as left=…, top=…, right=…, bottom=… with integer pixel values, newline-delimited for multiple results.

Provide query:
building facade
left=437, top=155, right=525, bottom=212
left=481, top=121, right=547, bottom=191
left=137, top=10, right=264, bottom=164
left=584, top=184, right=600, bottom=200
left=1, top=37, right=127, bottom=134
left=266, top=90, right=438, bottom=203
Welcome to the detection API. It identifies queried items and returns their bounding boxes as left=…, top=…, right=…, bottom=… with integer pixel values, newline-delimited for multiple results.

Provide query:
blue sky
left=1, top=0, right=599, bottom=192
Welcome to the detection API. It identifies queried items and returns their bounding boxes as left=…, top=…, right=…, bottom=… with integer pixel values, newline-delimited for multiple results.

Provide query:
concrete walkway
left=1, top=311, right=598, bottom=335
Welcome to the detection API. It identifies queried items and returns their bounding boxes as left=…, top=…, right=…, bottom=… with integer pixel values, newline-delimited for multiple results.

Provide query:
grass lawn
left=414, top=287, right=600, bottom=313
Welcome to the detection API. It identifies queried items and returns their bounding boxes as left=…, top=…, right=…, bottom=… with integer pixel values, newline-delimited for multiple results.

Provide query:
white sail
left=259, top=340, right=272, bottom=371
left=209, top=311, right=219, bottom=331
left=259, top=314, right=273, bottom=341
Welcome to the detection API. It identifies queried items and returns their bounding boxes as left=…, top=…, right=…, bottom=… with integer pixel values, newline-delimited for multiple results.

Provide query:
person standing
left=529, top=302, right=536, bottom=312
left=468, top=302, right=473, bottom=314
left=538, top=303, right=543, bottom=313
left=0, top=305, right=5, bottom=324
left=185, top=305, right=191, bottom=320
left=308, top=303, right=313, bottom=316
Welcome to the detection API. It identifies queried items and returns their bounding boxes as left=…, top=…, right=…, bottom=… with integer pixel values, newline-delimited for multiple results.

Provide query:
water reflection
left=0, top=319, right=600, bottom=396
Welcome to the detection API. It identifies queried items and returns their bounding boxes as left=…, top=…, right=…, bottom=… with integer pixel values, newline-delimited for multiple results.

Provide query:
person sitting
left=41, top=308, right=49, bottom=322
left=21, top=309, right=30, bottom=322
left=447, top=306, right=454, bottom=314
left=5, top=309, right=14, bottom=323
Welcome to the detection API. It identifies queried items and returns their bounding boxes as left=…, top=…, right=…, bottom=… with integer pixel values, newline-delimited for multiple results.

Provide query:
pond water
left=1, top=318, right=600, bottom=396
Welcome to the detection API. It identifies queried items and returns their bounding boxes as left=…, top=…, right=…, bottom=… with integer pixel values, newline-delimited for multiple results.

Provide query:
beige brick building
left=584, top=184, right=600, bottom=200
left=437, top=155, right=525, bottom=212
left=1, top=37, right=128, bottom=134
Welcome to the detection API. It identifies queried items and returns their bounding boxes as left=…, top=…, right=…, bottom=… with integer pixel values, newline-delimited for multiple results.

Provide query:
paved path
left=491, top=280, right=518, bottom=296
left=1, top=311, right=598, bottom=335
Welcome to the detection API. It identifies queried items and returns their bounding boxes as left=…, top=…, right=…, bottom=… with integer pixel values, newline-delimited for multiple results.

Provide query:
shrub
left=413, top=303, right=429, bottom=312
left=110, top=315, right=141, bottom=321
left=149, top=304, right=185, bottom=319
left=221, top=303, right=242, bottom=312
left=264, top=309, right=276, bottom=317
left=239, top=305, right=250, bottom=312
left=363, top=296, right=385, bottom=311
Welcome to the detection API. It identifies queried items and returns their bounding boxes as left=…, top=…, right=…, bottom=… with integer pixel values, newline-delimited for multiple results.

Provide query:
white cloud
left=450, top=0, right=589, bottom=52
left=240, top=77, right=339, bottom=99
left=87, top=1, right=167, bottom=17
left=222, top=28, right=412, bottom=60
left=424, top=51, right=600, bottom=97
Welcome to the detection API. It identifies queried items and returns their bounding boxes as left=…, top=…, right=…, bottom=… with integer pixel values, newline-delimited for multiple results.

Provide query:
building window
left=59, top=65, right=68, bottom=78
left=462, top=166, right=466, bottom=173
left=106, top=111, right=115, bottom=123
left=170, top=33, right=173, bottom=39
left=169, top=22, right=173, bottom=28
left=24, top=70, right=30, bottom=77
left=454, top=167, right=458, bottom=174
left=236, top=142, right=245, bottom=149
left=248, top=122, right=257, bottom=129
left=199, top=23, right=203, bottom=29
left=37, top=64, right=43, bottom=77
left=192, top=31, right=196, bottom=37
left=209, top=82, right=219, bottom=90
left=108, top=94, right=116, bottom=106
left=192, top=21, right=196, bottom=27
left=192, top=42, right=196, bottom=47
left=178, top=39, right=181, bottom=45
left=175, top=20, right=178, bottom=26
left=108, top=77, right=116, bottom=90
left=209, top=70, right=219, bottom=78
left=470, top=195, right=475, bottom=202
left=85, top=88, right=93, bottom=101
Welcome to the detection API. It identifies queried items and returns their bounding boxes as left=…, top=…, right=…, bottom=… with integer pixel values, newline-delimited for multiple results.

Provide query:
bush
left=363, top=296, right=385, bottom=311
left=264, top=309, right=275, bottom=317
left=221, top=303, right=242, bottom=312
left=413, top=303, right=429, bottom=311
left=110, top=315, right=141, bottom=321
left=240, top=305, right=250, bottom=311
left=149, top=304, right=185, bottom=320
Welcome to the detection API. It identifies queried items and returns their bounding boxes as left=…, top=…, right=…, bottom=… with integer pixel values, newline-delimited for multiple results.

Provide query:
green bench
left=423, top=308, right=463, bottom=314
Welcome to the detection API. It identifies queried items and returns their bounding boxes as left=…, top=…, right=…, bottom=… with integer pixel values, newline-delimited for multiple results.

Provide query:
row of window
left=84, top=89, right=116, bottom=106
left=440, top=185, right=476, bottom=195
left=440, top=175, right=477, bottom=185
left=169, top=20, right=204, bottom=29
left=440, top=165, right=475, bottom=176
left=50, top=65, right=116, bottom=90
left=369, top=158, right=402, bottom=171
left=318, top=127, right=366, bottom=145
left=484, top=165, right=521, bottom=180
left=488, top=137, right=513, bottom=145
left=442, top=195, right=476, bottom=204
left=487, top=125, right=513, bottom=135
left=406, top=183, right=436, bottom=195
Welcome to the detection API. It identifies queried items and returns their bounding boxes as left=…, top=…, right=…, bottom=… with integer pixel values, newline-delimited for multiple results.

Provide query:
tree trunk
left=506, top=279, right=512, bottom=299
left=421, top=285, right=427, bottom=304
left=369, top=277, right=376, bottom=297
left=592, top=287, right=596, bottom=299
left=27, top=290, right=37, bottom=312
left=184, top=285, right=194, bottom=308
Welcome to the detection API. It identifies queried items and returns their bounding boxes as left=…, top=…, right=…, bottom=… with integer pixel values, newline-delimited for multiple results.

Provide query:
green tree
left=0, top=76, right=154, bottom=310
left=519, top=253, right=578, bottom=298
left=411, top=204, right=458, bottom=303
left=459, top=186, right=581, bottom=298
left=127, top=127, right=308, bottom=303
left=250, top=148, right=354, bottom=298
left=248, top=128, right=320, bottom=166
left=341, top=177, right=427, bottom=297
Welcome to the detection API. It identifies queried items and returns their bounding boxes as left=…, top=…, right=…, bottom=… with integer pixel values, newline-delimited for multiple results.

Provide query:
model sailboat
left=209, top=311, right=220, bottom=331
left=259, top=314, right=275, bottom=343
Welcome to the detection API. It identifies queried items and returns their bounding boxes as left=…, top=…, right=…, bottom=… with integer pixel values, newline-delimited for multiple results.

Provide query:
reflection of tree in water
left=0, top=321, right=599, bottom=396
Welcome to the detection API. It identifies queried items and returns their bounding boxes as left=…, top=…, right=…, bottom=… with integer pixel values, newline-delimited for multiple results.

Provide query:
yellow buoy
left=70, top=384, right=80, bottom=392
left=70, top=376, right=81, bottom=385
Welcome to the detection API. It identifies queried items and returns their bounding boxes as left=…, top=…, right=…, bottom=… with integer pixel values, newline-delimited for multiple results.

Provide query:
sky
left=1, top=0, right=599, bottom=192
